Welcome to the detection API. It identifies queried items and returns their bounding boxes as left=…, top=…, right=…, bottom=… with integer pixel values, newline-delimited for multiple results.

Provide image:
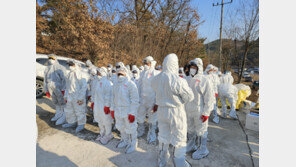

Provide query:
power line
left=213, top=0, right=233, bottom=72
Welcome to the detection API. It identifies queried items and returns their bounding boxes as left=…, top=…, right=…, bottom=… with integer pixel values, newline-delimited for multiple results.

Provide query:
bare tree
left=237, top=0, right=259, bottom=82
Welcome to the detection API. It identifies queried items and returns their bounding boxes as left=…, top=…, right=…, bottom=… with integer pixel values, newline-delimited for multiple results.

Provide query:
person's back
left=220, top=72, right=234, bottom=84
left=151, top=53, right=193, bottom=167
left=152, top=57, right=193, bottom=108
left=152, top=69, right=191, bottom=108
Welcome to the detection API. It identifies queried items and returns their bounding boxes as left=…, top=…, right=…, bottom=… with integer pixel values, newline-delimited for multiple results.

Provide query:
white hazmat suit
left=92, top=67, right=114, bottom=145
left=151, top=53, right=194, bottom=167
left=43, top=55, right=67, bottom=125
left=137, top=56, right=160, bottom=144
left=220, top=71, right=234, bottom=84
left=185, top=59, right=215, bottom=160
left=218, top=83, right=238, bottom=119
left=205, top=64, right=221, bottom=124
left=111, top=67, right=140, bottom=154
left=63, top=63, right=88, bottom=133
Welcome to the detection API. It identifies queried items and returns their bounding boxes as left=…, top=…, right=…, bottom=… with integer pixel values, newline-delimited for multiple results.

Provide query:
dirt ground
left=36, top=97, right=259, bottom=167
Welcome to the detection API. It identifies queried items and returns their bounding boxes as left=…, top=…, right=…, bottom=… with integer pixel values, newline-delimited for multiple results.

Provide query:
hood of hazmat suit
left=204, top=64, right=214, bottom=74
left=220, top=71, right=234, bottom=84
left=116, top=62, right=125, bottom=69
left=151, top=53, right=194, bottom=108
left=131, top=65, right=140, bottom=80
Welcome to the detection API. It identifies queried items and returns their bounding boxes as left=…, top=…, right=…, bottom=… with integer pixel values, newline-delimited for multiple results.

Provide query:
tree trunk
left=238, top=39, right=250, bottom=83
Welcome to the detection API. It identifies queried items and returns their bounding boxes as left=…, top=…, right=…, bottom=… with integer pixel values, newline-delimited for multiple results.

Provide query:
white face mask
left=107, top=67, right=111, bottom=71
left=144, top=65, right=150, bottom=70
left=69, top=66, right=76, bottom=71
left=48, top=59, right=55, bottom=65
left=118, top=75, right=126, bottom=82
left=190, top=68, right=197, bottom=76
left=133, top=73, right=138, bottom=78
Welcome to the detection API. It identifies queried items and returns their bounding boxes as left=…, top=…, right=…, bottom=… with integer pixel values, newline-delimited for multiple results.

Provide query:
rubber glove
left=153, top=105, right=158, bottom=112
left=111, top=111, right=115, bottom=119
left=201, top=115, right=209, bottom=123
left=104, top=106, right=110, bottom=114
left=88, top=96, right=91, bottom=101
left=215, top=93, right=218, bottom=98
left=91, top=102, right=94, bottom=110
left=128, top=114, right=135, bottom=123
left=61, top=90, right=65, bottom=96
left=46, top=92, right=50, bottom=98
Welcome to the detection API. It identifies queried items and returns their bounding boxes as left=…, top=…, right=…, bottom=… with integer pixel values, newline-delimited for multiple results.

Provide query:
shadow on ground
left=37, top=143, right=78, bottom=167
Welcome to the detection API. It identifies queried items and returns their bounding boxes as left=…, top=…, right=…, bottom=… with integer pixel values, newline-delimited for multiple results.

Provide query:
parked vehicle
left=252, top=80, right=259, bottom=90
left=243, top=71, right=251, bottom=78
left=36, top=53, right=87, bottom=98
left=245, top=76, right=253, bottom=82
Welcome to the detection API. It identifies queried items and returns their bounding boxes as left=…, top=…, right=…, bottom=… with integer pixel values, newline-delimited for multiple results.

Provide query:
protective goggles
left=189, top=61, right=198, bottom=67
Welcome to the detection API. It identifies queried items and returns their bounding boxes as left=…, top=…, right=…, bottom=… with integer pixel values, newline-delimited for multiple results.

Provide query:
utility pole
left=213, top=0, right=232, bottom=72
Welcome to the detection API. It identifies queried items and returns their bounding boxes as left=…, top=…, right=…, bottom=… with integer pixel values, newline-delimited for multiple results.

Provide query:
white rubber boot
left=192, top=132, right=209, bottom=160
left=158, top=143, right=170, bottom=167
left=126, top=133, right=137, bottom=154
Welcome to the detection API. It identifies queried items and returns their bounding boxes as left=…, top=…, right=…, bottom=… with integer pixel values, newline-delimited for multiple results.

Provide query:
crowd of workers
left=43, top=53, right=238, bottom=167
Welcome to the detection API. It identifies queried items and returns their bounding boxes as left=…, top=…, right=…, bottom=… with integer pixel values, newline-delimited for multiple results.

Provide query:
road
left=36, top=97, right=259, bottom=167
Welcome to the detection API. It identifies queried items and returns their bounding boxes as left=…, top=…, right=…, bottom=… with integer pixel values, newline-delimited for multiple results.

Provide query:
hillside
left=205, top=38, right=259, bottom=68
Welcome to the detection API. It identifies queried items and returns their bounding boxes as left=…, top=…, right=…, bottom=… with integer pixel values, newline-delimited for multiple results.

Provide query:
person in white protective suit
left=137, top=56, right=160, bottom=144
left=86, top=60, right=95, bottom=71
left=156, top=65, right=162, bottom=71
left=220, top=71, right=234, bottom=84
left=110, top=68, right=117, bottom=83
left=43, top=55, right=67, bottom=125
left=126, top=65, right=133, bottom=78
left=151, top=53, right=194, bottom=167
left=107, top=64, right=113, bottom=79
left=179, top=67, right=185, bottom=78
left=213, top=66, right=219, bottom=75
left=218, top=83, right=238, bottom=119
left=185, top=59, right=215, bottom=160
left=139, top=66, right=144, bottom=73
left=204, top=64, right=221, bottom=124
left=91, top=67, right=114, bottom=145
left=62, top=61, right=88, bottom=133
left=110, top=67, right=139, bottom=154
left=131, top=65, right=140, bottom=87
left=88, top=68, right=98, bottom=113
